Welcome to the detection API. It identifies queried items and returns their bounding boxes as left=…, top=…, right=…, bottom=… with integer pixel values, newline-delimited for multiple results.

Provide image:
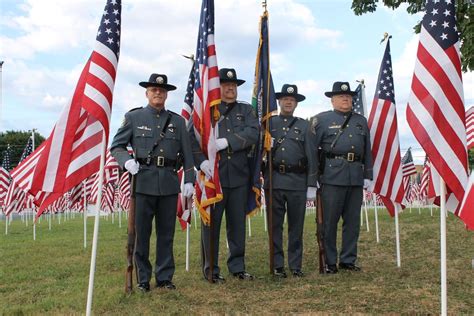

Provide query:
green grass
left=0, top=208, right=473, bottom=315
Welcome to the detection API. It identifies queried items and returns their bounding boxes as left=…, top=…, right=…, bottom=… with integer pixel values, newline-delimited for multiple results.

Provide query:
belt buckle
left=278, top=165, right=285, bottom=173
left=347, top=153, right=355, bottom=162
left=156, top=156, right=165, bottom=167
left=227, top=147, right=233, bottom=154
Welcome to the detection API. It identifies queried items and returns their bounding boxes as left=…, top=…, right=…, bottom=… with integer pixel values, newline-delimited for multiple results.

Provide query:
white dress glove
left=306, top=187, right=317, bottom=200
left=183, top=182, right=195, bottom=198
left=200, top=160, right=213, bottom=178
left=124, top=159, right=139, bottom=175
left=363, top=179, right=372, bottom=190
left=215, top=138, right=229, bottom=151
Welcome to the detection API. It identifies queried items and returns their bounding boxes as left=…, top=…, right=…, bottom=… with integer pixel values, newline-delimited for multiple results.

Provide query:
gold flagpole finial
left=380, top=32, right=392, bottom=44
left=356, top=79, right=365, bottom=87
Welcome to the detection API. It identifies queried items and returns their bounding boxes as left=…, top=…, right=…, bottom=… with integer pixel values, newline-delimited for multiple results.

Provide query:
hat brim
left=220, top=78, right=246, bottom=86
left=324, top=91, right=357, bottom=98
left=139, top=82, right=177, bottom=91
left=275, top=92, right=306, bottom=102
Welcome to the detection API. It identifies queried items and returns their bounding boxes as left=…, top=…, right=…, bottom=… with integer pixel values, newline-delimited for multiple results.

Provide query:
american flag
left=406, top=0, right=469, bottom=225
left=176, top=169, right=192, bottom=230
left=419, top=156, right=430, bottom=198
left=0, top=146, right=12, bottom=205
left=352, top=81, right=367, bottom=117
left=367, top=37, right=406, bottom=216
left=19, top=136, right=33, bottom=163
left=11, top=0, right=122, bottom=218
left=181, top=61, right=195, bottom=129
left=401, top=147, right=417, bottom=177
left=191, top=0, right=223, bottom=225
left=466, top=106, right=474, bottom=150
left=458, top=171, right=474, bottom=230
left=117, top=171, right=130, bottom=210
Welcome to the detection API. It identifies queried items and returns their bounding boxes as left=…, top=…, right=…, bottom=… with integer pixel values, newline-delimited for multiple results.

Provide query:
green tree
left=351, top=0, right=473, bottom=72
left=469, top=148, right=474, bottom=171
left=0, top=130, right=46, bottom=169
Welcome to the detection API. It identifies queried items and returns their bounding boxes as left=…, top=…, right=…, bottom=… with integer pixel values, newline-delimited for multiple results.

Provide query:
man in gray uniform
left=311, top=81, right=373, bottom=273
left=192, top=68, right=259, bottom=282
left=111, top=73, right=195, bottom=291
left=264, top=84, right=318, bottom=278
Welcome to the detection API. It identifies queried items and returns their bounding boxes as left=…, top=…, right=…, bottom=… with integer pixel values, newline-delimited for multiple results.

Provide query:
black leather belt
left=137, top=156, right=176, bottom=167
left=325, top=152, right=361, bottom=162
left=273, top=163, right=307, bottom=174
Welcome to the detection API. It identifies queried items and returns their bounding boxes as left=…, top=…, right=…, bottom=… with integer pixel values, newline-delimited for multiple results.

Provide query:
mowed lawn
left=0, top=207, right=473, bottom=315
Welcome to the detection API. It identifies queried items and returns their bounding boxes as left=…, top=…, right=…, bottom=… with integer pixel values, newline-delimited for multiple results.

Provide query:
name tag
left=137, top=125, right=151, bottom=131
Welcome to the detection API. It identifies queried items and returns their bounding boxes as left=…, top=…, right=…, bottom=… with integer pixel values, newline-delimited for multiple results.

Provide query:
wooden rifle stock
left=125, top=174, right=137, bottom=294
left=316, top=189, right=327, bottom=274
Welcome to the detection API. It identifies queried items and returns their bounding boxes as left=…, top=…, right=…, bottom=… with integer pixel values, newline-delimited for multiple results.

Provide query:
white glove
left=215, top=138, right=229, bottom=151
left=306, top=187, right=317, bottom=200
left=124, top=159, right=139, bottom=175
left=183, top=182, right=195, bottom=198
left=363, top=179, right=372, bottom=190
left=200, top=160, right=213, bottom=178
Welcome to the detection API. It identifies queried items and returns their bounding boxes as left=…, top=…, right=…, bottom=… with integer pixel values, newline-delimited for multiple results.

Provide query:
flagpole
left=364, top=195, right=369, bottom=232
left=83, top=181, right=87, bottom=249
left=32, top=130, right=36, bottom=241
left=185, top=197, right=192, bottom=272
left=86, top=131, right=106, bottom=316
left=373, top=193, right=380, bottom=243
left=439, top=178, right=447, bottom=316
left=394, top=203, right=401, bottom=267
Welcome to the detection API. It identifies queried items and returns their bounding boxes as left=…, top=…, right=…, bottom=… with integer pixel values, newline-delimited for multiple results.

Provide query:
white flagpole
left=49, top=211, right=51, bottom=230
left=86, top=131, right=106, bottom=316
left=118, top=206, right=122, bottom=228
left=5, top=215, right=8, bottom=235
left=32, top=130, right=36, bottom=241
left=439, top=178, right=447, bottom=316
left=33, top=208, right=36, bottom=241
left=263, top=206, right=268, bottom=232
left=364, top=196, right=369, bottom=232
left=394, top=203, right=401, bottom=267
left=248, top=216, right=252, bottom=237
left=83, top=181, right=87, bottom=249
left=373, top=193, right=380, bottom=243
left=186, top=222, right=190, bottom=271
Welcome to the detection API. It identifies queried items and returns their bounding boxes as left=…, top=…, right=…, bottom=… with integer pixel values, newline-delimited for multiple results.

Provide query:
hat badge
left=341, top=84, right=349, bottom=91
left=226, top=71, right=234, bottom=79
left=156, top=76, right=164, bottom=84
left=287, top=86, right=295, bottom=93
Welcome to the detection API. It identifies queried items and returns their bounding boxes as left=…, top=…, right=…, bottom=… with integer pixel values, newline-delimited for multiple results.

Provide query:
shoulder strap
left=272, top=117, right=298, bottom=154
left=146, top=112, right=173, bottom=160
left=329, top=111, right=352, bottom=153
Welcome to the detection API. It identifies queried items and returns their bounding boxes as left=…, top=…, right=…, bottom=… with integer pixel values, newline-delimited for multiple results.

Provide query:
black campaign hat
left=275, top=84, right=306, bottom=102
left=139, top=73, right=177, bottom=91
left=324, top=81, right=357, bottom=97
left=219, top=68, right=245, bottom=86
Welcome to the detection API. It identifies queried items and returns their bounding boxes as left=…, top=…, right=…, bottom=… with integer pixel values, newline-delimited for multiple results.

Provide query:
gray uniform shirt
left=263, top=115, right=318, bottom=191
left=311, top=110, right=373, bottom=186
left=110, top=105, right=195, bottom=196
left=192, top=100, right=259, bottom=188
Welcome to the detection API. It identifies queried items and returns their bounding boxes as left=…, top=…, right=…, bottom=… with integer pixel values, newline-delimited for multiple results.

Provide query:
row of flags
left=0, top=0, right=473, bottom=232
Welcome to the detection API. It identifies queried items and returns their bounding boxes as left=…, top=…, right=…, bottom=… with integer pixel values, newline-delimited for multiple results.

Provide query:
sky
left=0, top=0, right=473, bottom=164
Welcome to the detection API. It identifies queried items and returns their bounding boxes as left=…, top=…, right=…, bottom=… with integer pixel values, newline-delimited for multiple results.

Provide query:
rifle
left=125, top=174, right=137, bottom=294
left=315, top=189, right=326, bottom=274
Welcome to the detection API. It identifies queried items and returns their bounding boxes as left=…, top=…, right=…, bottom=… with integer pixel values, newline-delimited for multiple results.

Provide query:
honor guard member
left=111, top=73, right=195, bottom=292
left=192, top=68, right=259, bottom=282
left=311, top=81, right=373, bottom=273
left=264, top=84, right=318, bottom=278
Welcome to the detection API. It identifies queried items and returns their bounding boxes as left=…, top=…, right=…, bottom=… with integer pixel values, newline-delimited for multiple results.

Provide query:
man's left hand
left=215, top=138, right=229, bottom=151
left=183, top=183, right=195, bottom=198
left=363, top=179, right=372, bottom=190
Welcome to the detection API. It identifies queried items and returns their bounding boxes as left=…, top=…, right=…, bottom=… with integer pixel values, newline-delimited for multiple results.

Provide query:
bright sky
left=0, top=0, right=473, bottom=164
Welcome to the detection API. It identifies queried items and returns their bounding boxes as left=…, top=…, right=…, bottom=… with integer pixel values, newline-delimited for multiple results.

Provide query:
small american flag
left=352, top=82, right=367, bottom=117
left=406, top=0, right=469, bottom=226
left=466, top=106, right=474, bottom=150
left=19, top=136, right=33, bottom=163
left=0, top=146, right=12, bottom=205
left=401, top=147, right=417, bottom=177
left=181, top=62, right=195, bottom=129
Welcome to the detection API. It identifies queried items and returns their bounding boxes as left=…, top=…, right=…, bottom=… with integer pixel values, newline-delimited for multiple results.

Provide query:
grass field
left=0, top=207, right=473, bottom=315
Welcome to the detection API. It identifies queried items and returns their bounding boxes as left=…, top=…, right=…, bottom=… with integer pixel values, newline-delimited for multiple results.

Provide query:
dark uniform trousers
left=265, top=189, right=306, bottom=271
left=201, top=185, right=247, bottom=276
left=321, top=184, right=363, bottom=266
left=135, top=193, right=177, bottom=284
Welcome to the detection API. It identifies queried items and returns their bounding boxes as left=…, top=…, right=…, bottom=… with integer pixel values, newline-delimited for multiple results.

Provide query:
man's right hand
left=124, top=159, right=139, bottom=175
left=200, top=160, right=213, bottom=178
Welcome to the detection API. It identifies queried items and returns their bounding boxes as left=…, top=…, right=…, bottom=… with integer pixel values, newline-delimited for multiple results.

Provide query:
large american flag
left=458, top=171, right=474, bottom=230
left=466, top=106, right=474, bottom=150
left=368, top=38, right=406, bottom=216
left=406, top=0, right=469, bottom=225
left=10, top=0, right=121, bottom=218
left=192, top=0, right=223, bottom=225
